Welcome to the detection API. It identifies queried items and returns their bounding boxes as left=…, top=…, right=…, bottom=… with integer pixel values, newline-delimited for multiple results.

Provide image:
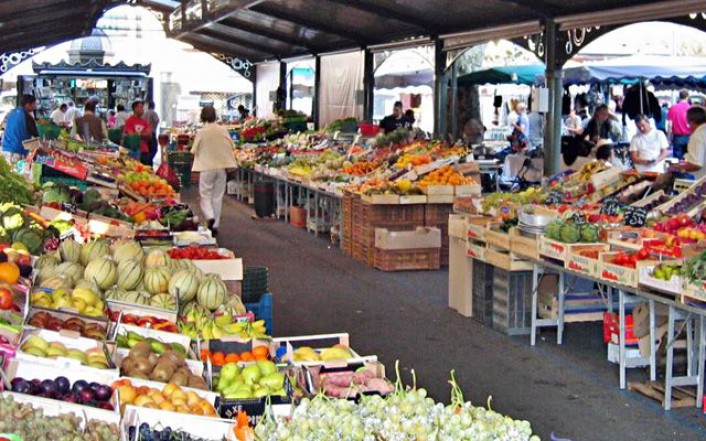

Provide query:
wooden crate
left=539, top=236, right=608, bottom=262
left=509, top=228, right=539, bottom=260
left=484, top=248, right=534, bottom=271
left=374, top=247, right=441, bottom=271
left=485, top=225, right=511, bottom=251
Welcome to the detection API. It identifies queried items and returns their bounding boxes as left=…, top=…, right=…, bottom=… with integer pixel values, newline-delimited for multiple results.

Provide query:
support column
left=251, top=68, right=257, bottom=115
left=312, top=55, right=321, bottom=129
left=544, top=19, right=563, bottom=177
left=277, top=61, right=287, bottom=113
left=450, top=61, right=459, bottom=141
left=363, top=49, right=375, bottom=122
left=433, top=39, right=448, bottom=138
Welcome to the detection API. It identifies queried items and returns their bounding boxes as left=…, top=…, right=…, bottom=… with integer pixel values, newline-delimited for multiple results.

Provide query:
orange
left=211, top=352, right=225, bottom=366
left=0, top=262, right=20, bottom=284
left=200, top=349, right=212, bottom=363
left=254, top=353, right=268, bottom=361
left=240, top=351, right=254, bottom=362
left=252, top=346, right=269, bottom=359
left=225, top=353, right=240, bottom=363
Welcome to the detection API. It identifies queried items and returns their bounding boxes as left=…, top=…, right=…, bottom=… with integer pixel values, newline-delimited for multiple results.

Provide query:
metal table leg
left=697, top=315, right=705, bottom=408
left=664, top=304, right=676, bottom=409
left=557, top=272, right=565, bottom=345
left=649, top=299, right=656, bottom=382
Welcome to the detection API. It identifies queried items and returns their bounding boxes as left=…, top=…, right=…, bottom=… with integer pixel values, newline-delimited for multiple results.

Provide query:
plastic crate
left=242, top=267, right=269, bottom=303
left=245, top=293, right=273, bottom=335
left=359, top=123, right=380, bottom=137
left=472, top=260, right=494, bottom=325
left=492, top=269, right=533, bottom=335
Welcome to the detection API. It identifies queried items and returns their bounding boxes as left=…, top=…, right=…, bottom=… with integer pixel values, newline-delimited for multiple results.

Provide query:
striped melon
left=216, top=296, right=246, bottom=316
left=80, top=240, right=111, bottom=266
left=84, top=257, right=117, bottom=290
left=54, top=262, right=85, bottom=284
left=143, top=266, right=171, bottom=294
left=119, top=290, right=149, bottom=305
left=35, top=254, right=60, bottom=269
left=150, top=293, right=177, bottom=311
left=104, top=287, right=126, bottom=300
left=168, top=269, right=201, bottom=302
left=60, top=240, right=81, bottom=263
left=197, top=277, right=227, bottom=311
left=112, top=240, right=144, bottom=264
left=144, top=249, right=171, bottom=268
left=35, top=267, right=57, bottom=284
left=116, top=258, right=144, bottom=290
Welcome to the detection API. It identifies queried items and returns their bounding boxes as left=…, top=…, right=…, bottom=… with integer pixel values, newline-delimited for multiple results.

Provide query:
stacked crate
left=424, top=204, right=453, bottom=266
left=492, top=268, right=534, bottom=335
left=472, top=260, right=494, bottom=325
left=341, top=192, right=355, bottom=256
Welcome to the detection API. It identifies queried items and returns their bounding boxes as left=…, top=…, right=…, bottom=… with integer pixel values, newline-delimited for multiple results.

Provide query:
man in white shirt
left=64, top=102, right=79, bottom=128
left=629, top=114, right=669, bottom=173
left=115, top=104, right=130, bottom=129
left=50, top=103, right=67, bottom=127
left=670, top=106, right=706, bottom=179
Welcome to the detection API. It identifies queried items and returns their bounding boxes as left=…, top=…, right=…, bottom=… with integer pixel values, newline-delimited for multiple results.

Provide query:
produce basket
left=242, top=267, right=269, bottom=303
left=37, top=124, right=61, bottom=140
left=107, top=127, right=122, bottom=144
left=122, top=134, right=142, bottom=159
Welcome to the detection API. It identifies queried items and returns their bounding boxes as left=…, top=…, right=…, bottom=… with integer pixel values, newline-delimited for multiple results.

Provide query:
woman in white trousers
left=191, top=106, right=238, bottom=237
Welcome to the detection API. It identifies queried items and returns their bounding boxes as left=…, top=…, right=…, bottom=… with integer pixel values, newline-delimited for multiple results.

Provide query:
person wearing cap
left=667, top=90, right=692, bottom=159
left=629, top=114, right=669, bottom=173
left=669, top=106, right=706, bottom=178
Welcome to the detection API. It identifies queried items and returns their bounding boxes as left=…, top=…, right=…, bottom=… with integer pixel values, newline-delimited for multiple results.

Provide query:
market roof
left=1, top=0, right=705, bottom=62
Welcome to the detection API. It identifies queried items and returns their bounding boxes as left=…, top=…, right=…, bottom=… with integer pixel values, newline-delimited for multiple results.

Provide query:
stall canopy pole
left=278, top=61, right=287, bottom=113
left=363, top=49, right=374, bottom=122
left=433, top=39, right=448, bottom=138
left=313, top=55, right=321, bottom=129
left=450, top=61, right=459, bottom=141
left=544, top=19, right=563, bottom=176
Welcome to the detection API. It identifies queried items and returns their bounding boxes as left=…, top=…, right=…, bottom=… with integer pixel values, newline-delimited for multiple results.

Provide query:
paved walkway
left=195, top=189, right=706, bottom=441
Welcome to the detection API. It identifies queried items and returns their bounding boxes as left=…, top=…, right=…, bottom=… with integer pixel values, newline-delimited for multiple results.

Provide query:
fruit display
left=481, top=187, right=547, bottom=213
left=30, top=288, right=106, bottom=317
left=651, top=213, right=696, bottom=235
left=0, top=394, right=119, bottom=441
left=638, top=194, right=670, bottom=212
left=664, top=192, right=703, bottom=215
left=606, top=248, right=651, bottom=269
left=112, top=379, right=216, bottom=416
left=684, top=250, right=706, bottom=283
left=116, top=330, right=189, bottom=358
left=342, top=161, right=378, bottom=176
left=395, top=153, right=432, bottom=169
left=128, top=423, right=223, bottom=441
left=214, top=360, right=287, bottom=399
left=118, top=341, right=207, bottom=389
left=19, top=334, right=112, bottom=369
left=309, top=364, right=394, bottom=399
left=121, top=171, right=176, bottom=198
left=167, top=246, right=230, bottom=260
left=108, top=310, right=179, bottom=333
left=26, top=310, right=108, bottom=340
left=253, top=370, right=538, bottom=441
left=418, top=165, right=475, bottom=188
left=280, top=344, right=354, bottom=363
left=650, top=263, right=682, bottom=281
left=545, top=218, right=600, bottom=244
left=199, top=345, right=270, bottom=365
left=10, top=376, right=114, bottom=410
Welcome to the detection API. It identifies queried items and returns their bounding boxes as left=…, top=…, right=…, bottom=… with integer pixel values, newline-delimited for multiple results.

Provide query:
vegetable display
left=0, top=157, right=36, bottom=205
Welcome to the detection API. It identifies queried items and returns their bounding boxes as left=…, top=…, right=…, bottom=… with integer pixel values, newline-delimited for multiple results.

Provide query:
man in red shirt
left=667, top=90, right=692, bottom=159
left=122, top=101, right=153, bottom=165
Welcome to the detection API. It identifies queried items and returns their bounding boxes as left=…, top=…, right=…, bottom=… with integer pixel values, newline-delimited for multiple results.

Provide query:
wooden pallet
left=628, top=381, right=697, bottom=408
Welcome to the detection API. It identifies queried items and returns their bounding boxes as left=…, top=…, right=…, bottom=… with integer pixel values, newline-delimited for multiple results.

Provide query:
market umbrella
left=457, top=64, right=545, bottom=86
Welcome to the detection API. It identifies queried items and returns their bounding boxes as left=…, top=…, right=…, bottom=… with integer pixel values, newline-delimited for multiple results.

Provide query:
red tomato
left=0, top=288, right=14, bottom=310
left=636, top=248, right=650, bottom=260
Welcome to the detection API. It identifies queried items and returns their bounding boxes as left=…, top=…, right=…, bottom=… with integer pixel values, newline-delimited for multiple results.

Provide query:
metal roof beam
left=201, top=24, right=293, bottom=55
left=174, top=0, right=266, bottom=35
left=249, top=3, right=361, bottom=43
left=325, top=0, right=437, bottom=32
left=0, top=1, right=81, bottom=32
left=0, top=27, right=85, bottom=54
left=179, top=32, right=264, bottom=60
left=497, top=0, right=564, bottom=18
left=219, top=16, right=327, bottom=53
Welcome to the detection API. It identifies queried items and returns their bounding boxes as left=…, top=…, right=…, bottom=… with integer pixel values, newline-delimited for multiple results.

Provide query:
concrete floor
left=191, top=189, right=706, bottom=441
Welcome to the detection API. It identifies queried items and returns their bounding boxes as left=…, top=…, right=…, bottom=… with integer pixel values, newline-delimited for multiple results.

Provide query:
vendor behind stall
left=123, top=101, right=153, bottom=165
left=71, top=101, right=107, bottom=142
left=581, top=104, right=622, bottom=143
left=629, top=114, right=669, bottom=173
left=379, top=101, right=408, bottom=133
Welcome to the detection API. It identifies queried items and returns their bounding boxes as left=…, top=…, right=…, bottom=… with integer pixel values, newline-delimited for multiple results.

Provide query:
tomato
left=636, top=248, right=650, bottom=260
left=0, top=288, right=14, bottom=310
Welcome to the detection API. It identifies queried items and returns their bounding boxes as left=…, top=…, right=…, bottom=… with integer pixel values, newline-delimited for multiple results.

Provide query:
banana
left=211, top=323, right=226, bottom=339
left=214, top=314, right=233, bottom=327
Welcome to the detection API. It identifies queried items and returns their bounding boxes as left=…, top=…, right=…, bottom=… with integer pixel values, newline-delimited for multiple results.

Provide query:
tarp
left=319, top=51, right=363, bottom=126
left=457, top=64, right=544, bottom=86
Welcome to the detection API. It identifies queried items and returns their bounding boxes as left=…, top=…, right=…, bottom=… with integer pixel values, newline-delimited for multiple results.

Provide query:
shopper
left=666, top=90, right=692, bottom=159
left=64, top=102, right=79, bottom=128
left=71, top=101, right=108, bottom=142
left=513, top=102, right=529, bottom=135
left=50, top=103, right=68, bottom=127
left=669, top=106, right=706, bottom=178
left=1, top=95, right=37, bottom=162
left=595, top=139, right=625, bottom=170
left=564, top=109, right=582, bottom=136
left=144, top=101, right=160, bottom=164
left=191, top=106, right=237, bottom=237
left=237, top=105, right=250, bottom=122
left=115, top=104, right=130, bottom=129
left=379, top=101, right=407, bottom=133
left=581, top=104, right=622, bottom=143
left=123, top=101, right=153, bottom=165
left=629, top=114, right=669, bottom=173
left=107, top=110, right=117, bottom=128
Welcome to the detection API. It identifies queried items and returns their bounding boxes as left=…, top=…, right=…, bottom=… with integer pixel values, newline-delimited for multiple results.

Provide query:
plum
left=72, top=379, right=88, bottom=394
left=54, top=376, right=70, bottom=394
left=94, top=384, right=111, bottom=402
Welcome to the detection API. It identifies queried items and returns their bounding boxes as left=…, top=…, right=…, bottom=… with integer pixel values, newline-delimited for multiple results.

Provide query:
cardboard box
left=632, top=303, right=669, bottom=339
left=637, top=262, right=683, bottom=296
left=374, top=227, right=441, bottom=250
left=191, top=252, right=244, bottom=281
left=6, top=391, right=120, bottom=426
left=122, top=405, right=236, bottom=439
left=638, top=323, right=669, bottom=358
left=270, top=333, right=375, bottom=368
left=607, top=343, right=645, bottom=365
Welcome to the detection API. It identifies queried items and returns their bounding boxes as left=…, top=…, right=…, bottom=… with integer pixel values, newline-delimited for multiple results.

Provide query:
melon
left=54, top=262, right=85, bottom=284
left=143, top=266, right=171, bottom=294
left=35, top=254, right=60, bottom=269
left=112, top=240, right=144, bottom=264
left=216, top=296, right=246, bottom=316
left=40, top=275, right=72, bottom=291
left=84, top=257, right=117, bottom=290
left=150, top=293, right=177, bottom=311
left=120, top=290, right=149, bottom=305
left=168, top=269, right=201, bottom=302
left=80, top=240, right=111, bottom=266
left=35, top=267, right=57, bottom=284
left=104, top=287, right=126, bottom=300
left=116, top=258, right=144, bottom=290
left=74, top=279, right=101, bottom=296
left=144, top=250, right=171, bottom=268
left=60, top=240, right=81, bottom=263
left=197, top=277, right=227, bottom=311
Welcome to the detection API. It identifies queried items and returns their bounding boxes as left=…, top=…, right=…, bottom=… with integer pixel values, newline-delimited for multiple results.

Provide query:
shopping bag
left=157, top=162, right=181, bottom=190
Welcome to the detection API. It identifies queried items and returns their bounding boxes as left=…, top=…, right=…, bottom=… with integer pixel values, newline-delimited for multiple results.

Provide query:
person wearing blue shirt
left=2, top=95, right=37, bottom=163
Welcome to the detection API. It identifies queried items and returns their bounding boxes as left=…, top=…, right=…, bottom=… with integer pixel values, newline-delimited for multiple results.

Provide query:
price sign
left=572, top=213, right=587, bottom=225
left=600, top=198, right=623, bottom=216
left=623, top=206, right=648, bottom=227
left=545, top=191, right=564, bottom=206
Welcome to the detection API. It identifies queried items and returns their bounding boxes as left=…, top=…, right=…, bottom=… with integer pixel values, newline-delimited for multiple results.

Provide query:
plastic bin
left=242, top=267, right=269, bottom=303
left=492, top=269, right=533, bottom=335
left=245, top=293, right=273, bottom=335
left=472, top=260, right=494, bottom=325
left=359, top=123, right=380, bottom=137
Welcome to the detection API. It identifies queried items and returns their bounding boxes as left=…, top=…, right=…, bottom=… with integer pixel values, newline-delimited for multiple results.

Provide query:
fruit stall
left=0, top=135, right=543, bottom=440
left=447, top=160, right=706, bottom=409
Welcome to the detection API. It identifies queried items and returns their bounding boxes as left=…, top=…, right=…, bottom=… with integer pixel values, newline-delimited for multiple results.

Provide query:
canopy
left=457, top=65, right=545, bottom=86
